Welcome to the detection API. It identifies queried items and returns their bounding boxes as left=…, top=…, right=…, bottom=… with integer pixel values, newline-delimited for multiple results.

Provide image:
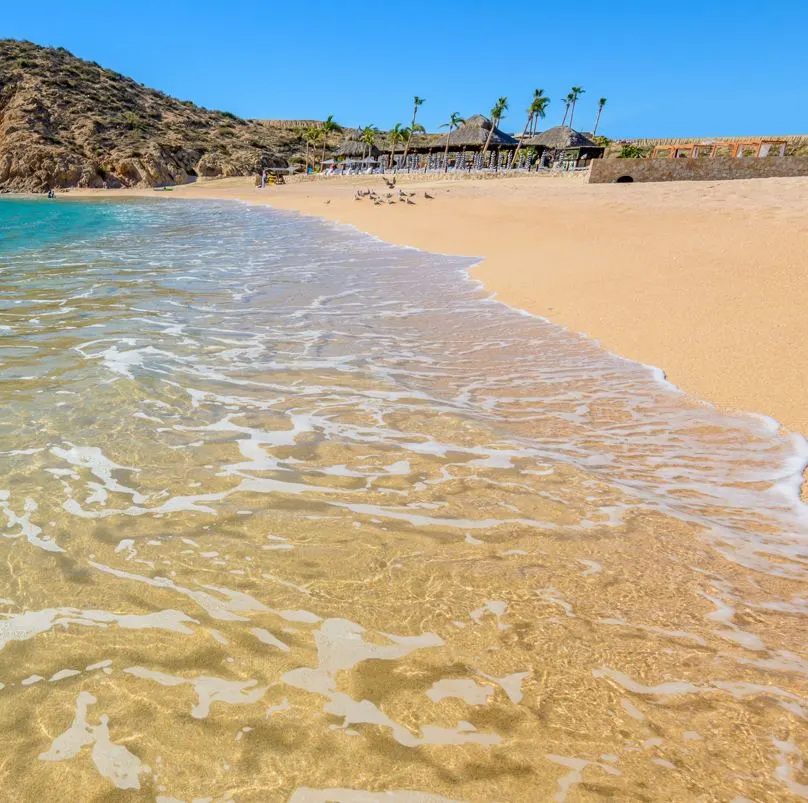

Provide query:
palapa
left=389, top=114, right=518, bottom=154
left=447, top=114, right=518, bottom=149
left=336, top=139, right=380, bottom=158
left=524, top=125, right=598, bottom=150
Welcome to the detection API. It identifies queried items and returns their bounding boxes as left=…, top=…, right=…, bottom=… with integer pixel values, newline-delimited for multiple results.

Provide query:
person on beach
left=260, top=169, right=267, bottom=189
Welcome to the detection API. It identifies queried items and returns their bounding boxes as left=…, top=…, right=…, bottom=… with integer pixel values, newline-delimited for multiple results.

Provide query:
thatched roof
left=447, top=114, right=518, bottom=148
left=392, top=132, right=442, bottom=152
left=337, top=139, right=380, bottom=158
left=526, top=126, right=599, bottom=150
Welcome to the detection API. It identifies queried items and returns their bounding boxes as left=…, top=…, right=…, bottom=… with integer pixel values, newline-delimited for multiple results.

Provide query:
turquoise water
left=0, top=197, right=123, bottom=254
left=1, top=197, right=807, bottom=799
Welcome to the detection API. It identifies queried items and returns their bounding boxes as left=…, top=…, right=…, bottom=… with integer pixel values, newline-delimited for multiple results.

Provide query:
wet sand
left=83, top=173, right=808, bottom=438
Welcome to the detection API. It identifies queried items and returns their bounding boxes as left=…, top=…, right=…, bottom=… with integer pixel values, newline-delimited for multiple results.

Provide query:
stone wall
left=589, top=156, right=808, bottom=184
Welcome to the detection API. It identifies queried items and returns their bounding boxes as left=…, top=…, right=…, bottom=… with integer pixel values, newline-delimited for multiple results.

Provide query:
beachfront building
left=522, top=126, right=604, bottom=170
left=385, top=114, right=519, bottom=171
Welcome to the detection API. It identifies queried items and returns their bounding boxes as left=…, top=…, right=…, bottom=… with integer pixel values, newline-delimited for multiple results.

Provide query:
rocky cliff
left=0, top=40, right=300, bottom=191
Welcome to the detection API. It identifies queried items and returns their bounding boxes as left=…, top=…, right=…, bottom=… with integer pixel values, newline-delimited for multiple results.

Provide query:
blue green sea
left=0, top=196, right=121, bottom=252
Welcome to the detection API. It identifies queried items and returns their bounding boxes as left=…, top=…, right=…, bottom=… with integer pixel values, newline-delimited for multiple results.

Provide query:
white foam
left=0, top=606, right=195, bottom=650
left=123, top=666, right=268, bottom=719
left=426, top=679, right=493, bottom=705
left=0, top=492, right=63, bottom=552
left=39, top=692, right=143, bottom=790
left=251, top=627, right=290, bottom=652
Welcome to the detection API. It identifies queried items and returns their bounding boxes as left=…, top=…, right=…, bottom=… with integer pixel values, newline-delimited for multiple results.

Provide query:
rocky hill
left=0, top=40, right=303, bottom=191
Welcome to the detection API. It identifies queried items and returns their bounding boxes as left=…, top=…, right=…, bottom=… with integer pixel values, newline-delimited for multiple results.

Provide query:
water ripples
left=0, top=198, right=807, bottom=800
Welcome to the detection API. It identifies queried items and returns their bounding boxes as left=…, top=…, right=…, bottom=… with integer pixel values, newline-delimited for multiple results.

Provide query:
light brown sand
left=75, top=172, right=808, bottom=436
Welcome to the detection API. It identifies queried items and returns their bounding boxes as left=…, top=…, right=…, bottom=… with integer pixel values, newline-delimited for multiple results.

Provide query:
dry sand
left=75, top=172, right=808, bottom=437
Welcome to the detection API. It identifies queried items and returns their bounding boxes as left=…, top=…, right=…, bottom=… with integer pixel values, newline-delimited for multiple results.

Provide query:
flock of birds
left=351, top=177, right=435, bottom=206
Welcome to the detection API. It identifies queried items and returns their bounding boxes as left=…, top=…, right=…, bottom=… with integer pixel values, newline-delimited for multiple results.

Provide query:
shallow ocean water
left=1, top=197, right=807, bottom=801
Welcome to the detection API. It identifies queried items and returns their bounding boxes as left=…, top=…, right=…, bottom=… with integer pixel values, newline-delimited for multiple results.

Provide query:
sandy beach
left=82, top=172, right=808, bottom=440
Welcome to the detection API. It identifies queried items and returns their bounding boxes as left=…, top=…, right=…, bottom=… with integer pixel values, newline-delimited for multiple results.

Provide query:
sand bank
left=74, top=172, right=808, bottom=437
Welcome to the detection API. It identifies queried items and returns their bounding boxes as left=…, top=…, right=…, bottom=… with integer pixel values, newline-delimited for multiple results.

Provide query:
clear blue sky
left=5, top=0, right=807, bottom=138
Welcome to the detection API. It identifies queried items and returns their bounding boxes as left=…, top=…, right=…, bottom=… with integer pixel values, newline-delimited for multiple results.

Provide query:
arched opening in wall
left=615, top=175, right=634, bottom=183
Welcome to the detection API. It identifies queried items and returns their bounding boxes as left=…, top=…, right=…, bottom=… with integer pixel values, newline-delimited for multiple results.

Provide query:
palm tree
left=440, top=112, right=465, bottom=172
left=303, top=126, right=323, bottom=171
left=530, top=94, right=544, bottom=136
left=360, top=125, right=378, bottom=160
left=404, top=123, right=425, bottom=167
left=511, top=89, right=550, bottom=169
left=593, top=97, right=607, bottom=136
left=401, top=95, right=425, bottom=167
left=561, top=93, right=574, bottom=126
left=480, top=96, right=508, bottom=166
left=568, top=86, right=585, bottom=130
left=319, top=114, right=342, bottom=169
left=387, top=123, right=406, bottom=171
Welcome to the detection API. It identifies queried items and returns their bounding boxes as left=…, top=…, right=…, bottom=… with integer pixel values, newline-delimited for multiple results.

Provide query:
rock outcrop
left=0, top=40, right=299, bottom=191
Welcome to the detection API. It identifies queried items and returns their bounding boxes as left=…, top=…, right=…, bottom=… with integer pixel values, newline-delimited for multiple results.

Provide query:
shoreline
left=66, top=174, right=808, bottom=503
left=68, top=174, right=808, bottom=436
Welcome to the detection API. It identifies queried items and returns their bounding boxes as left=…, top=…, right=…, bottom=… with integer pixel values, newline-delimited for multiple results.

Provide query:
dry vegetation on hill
left=0, top=40, right=307, bottom=191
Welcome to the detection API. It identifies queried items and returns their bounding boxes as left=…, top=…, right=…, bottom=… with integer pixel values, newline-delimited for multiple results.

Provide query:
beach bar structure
left=336, top=137, right=381, bottom=161
left=523, top=126, right=604, bottom=169
left=387, top=114, right=519, bottom=171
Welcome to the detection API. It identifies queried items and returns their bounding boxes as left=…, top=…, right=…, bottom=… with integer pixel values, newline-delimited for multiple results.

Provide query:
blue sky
left=5, top=0, right=807, bottom=138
